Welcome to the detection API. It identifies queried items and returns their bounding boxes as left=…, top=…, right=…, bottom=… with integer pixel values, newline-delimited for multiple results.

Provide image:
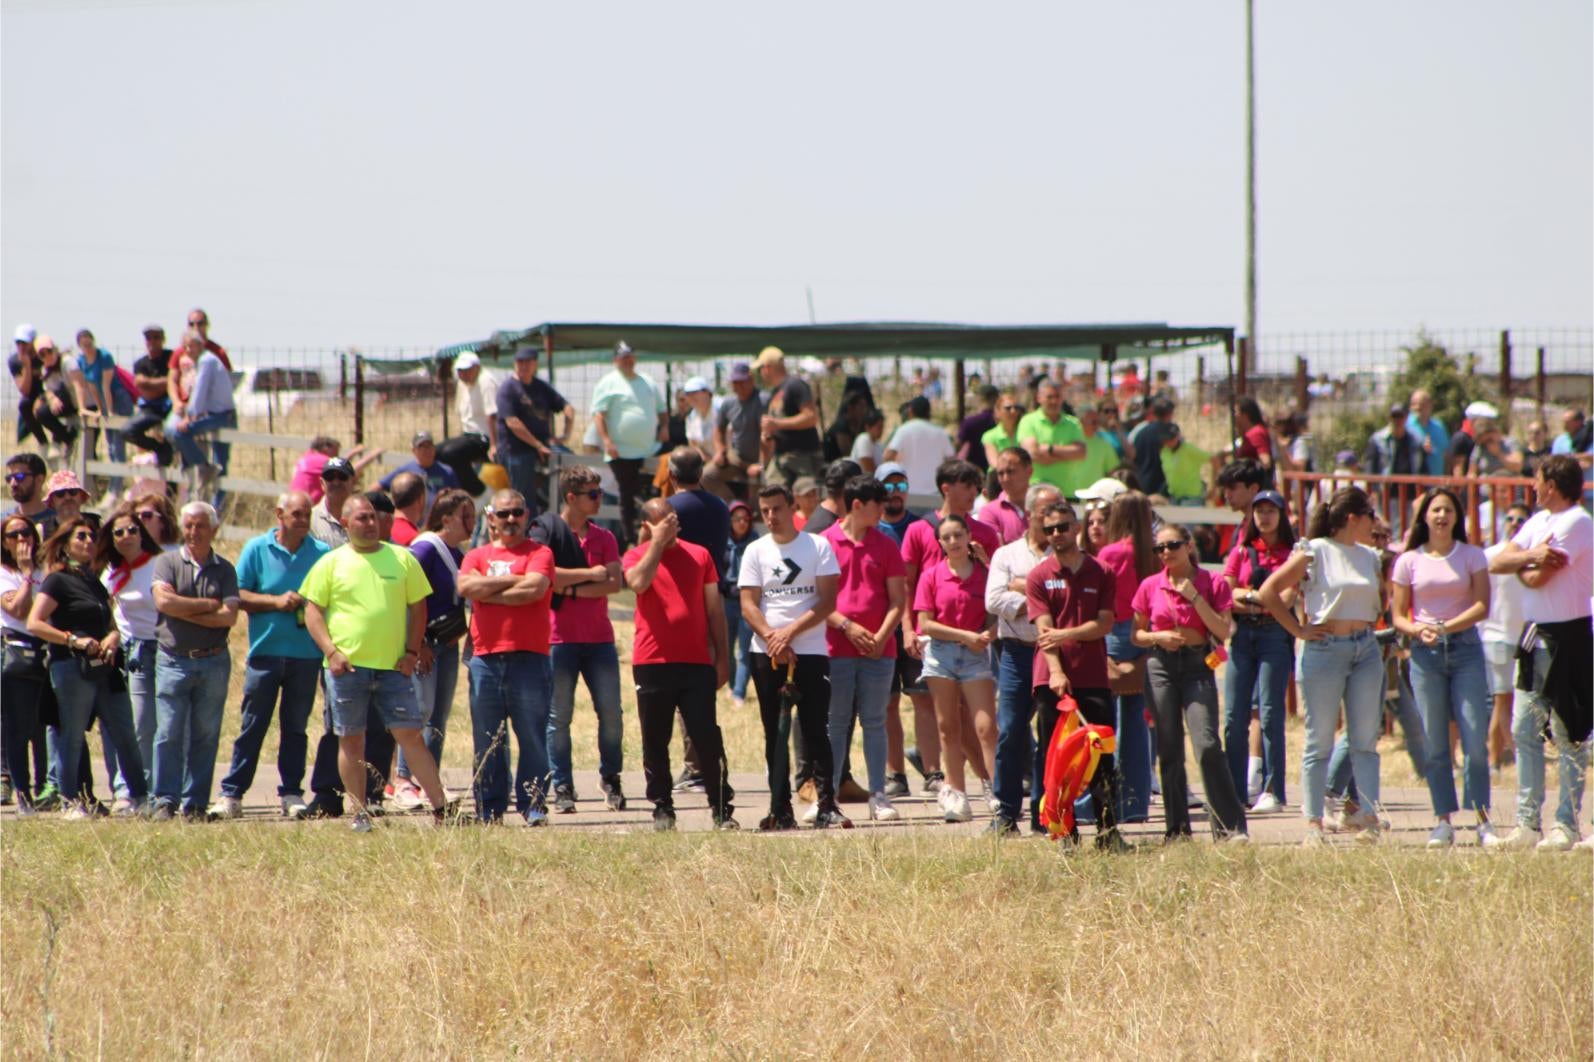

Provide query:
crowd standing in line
left=3, top=321, right=1592, bottom=851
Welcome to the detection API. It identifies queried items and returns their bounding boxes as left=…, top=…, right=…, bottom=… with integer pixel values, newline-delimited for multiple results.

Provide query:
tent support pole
left=954, top=358, right=966, bottom=422
left=1224, top=335, right=1237, bottom=454
left=545, top=331, right=556, bottom=385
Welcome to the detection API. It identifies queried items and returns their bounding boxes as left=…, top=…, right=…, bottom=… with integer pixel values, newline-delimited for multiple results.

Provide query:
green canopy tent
left=370, top=320, right=1236, bottom=422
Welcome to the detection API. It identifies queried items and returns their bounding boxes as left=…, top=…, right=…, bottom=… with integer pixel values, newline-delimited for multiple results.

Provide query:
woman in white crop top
left=1256, top=487, right=1387, bottom=845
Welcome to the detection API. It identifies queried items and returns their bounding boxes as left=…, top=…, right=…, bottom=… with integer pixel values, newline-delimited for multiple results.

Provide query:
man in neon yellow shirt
left=1017, top=380, right=1084, bottom=492
left=301, top=494, right=451, bottom=832
left=1159, top=423, right=1212, bottom=504
left=1060, top=404, right=1119, bottom=498
left=979, top=392, right=1025, bottom=468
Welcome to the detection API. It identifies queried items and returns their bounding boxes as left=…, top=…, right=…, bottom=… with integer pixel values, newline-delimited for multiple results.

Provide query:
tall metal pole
left=1244, top=0, right=1258, bottom=354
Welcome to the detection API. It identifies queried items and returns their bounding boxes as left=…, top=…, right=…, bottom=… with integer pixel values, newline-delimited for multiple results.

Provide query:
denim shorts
left=1482, top=638, right=1516, bottom=698
left=921, top=638, right=994, bottom=683
left=326, top=665, right=425, bottom=736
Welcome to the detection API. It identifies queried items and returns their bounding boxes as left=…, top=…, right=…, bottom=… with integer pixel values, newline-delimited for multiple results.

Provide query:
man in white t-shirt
left=739, top=483, right=847, bottom=831
left=882, top=396, right=954, bottom=497
left=438, top=350, right=498, bottom=497
left=1486, top=456, right=1593, bottom=850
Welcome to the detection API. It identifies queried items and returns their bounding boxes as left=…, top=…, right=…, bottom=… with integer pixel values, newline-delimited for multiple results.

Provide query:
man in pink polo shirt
left=978, top=446, right=1032, bottom=546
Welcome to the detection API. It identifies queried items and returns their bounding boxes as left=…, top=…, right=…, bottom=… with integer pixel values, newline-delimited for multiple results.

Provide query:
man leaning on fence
left=439, top=350, right=496, bottom=497
left=495, top=346, right=570, bottom=518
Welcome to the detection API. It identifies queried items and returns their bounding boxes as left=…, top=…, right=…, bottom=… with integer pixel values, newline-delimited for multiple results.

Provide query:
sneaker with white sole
left=1301, top=824, right=1326, bottom=848
left=868, top=793, right=899, bottom=822
left=350, top=812, right=373, bottom=834
left=938, top=787, right=972, bottom=823
left=1353, top=821, right=1381, bottom=845
left=1223, top=831, right=1251, bottom=846
left=61, top=802, right=91, bottom=822
left=800, top=801, right=821, bottom=825
left=1573, top=833, right=1594, bottom=851
left=980, top=778, right=997, bottom=814
left=1537, top=823, right=1578, bottom=852
left=1475, top=821, right=1497, bottom=847
left=392, top=781, right=426, bottom=812
left=1251, top=792, right=1284, bottom=814
left=1427, top=822, right=1455, bottom=848
left=282, top=795, right=309, bottom=820
left=1492, top=824, right=1540, bottom=850
left=206, top=796, right=242, bottom=821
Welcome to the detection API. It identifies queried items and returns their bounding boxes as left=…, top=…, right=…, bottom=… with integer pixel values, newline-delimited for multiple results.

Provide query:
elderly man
left=309, top=457, right=356, bottom=547
left=1018, top=379, right=1087, bottom=494
left=704, top=362, right=764, bottom=502
left=495, top=346, right=570, bottom=515
left=149, top=501, right=240, bottom=819
left=209, top=491, right=329, bottom=820
left=626, top=497, right=737, bottom=830
left=439, top=350, right=496, bottom=496
left=755, top=346, right=823, bottom=491
left=168, top=329, right=236, bottom=502
left=1406, top=389, right=1450, bottom=477
left=592, top=341, right=665, bottom=546
left=978, top=447, right=1033, bottom=546
left=301, top=494, right=451, bottom=832
left=458, top=489, right=556, bottom=825
left=985, top=482, right=1060, bottom=833
left=1487, top=455, right=1593, bottom=850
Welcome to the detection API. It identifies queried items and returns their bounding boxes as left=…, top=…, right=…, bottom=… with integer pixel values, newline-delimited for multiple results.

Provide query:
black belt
left=161, top=645, right=226, bottom=659
left=997, top=637, right=1036, bottom=649
left=1233, top=613, right=1279, bottom=627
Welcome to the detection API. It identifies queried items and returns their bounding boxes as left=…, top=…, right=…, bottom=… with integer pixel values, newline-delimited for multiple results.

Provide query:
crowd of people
left=4, top=326, right=1592, bottom=848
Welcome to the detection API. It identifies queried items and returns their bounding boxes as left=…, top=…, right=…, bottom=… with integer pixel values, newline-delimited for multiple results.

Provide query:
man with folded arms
left=625, top=498, right=737, bottom=831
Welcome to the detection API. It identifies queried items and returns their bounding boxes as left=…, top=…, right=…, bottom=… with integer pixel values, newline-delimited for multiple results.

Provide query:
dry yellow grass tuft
left=2, top=825, right=1588, bottom=1059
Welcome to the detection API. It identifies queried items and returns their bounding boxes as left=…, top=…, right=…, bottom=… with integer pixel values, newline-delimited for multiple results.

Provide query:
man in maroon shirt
left=1026, top=500, right=1121, bottom=848
left=624, top=498, right=737, bottom=831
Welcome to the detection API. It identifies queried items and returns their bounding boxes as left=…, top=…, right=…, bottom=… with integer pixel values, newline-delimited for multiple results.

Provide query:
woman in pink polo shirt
left=913, top=514, right=996, bottom=824
left=1131, top=523, right=1249, bottom=843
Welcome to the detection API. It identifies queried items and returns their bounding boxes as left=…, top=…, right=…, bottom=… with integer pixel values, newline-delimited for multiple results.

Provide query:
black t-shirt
left=803, top=506, right=840, bottom=535
left=1446, top=431, right=1475, bottom=475
left=957, top=410, right=997, bottom=470
left=527, top=512, right=588, bottom=611
left=6, top=352, right=42, bottom=406
left=668, top=488, right=732, bottom=581
left=132, top=349, right=173, bottom=411
left=39, top=567, right=115, bottom=662
left=771, top=376, right=821, bottom=455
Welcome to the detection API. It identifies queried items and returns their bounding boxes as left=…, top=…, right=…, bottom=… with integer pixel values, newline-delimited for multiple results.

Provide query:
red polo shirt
left=1025, top=553, right=1114, bottom=690
left=624, top=539, right=716, bottom=667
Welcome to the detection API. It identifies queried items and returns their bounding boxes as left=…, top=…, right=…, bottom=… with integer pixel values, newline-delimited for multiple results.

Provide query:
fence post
left=1295, top=355, right=1308, bottom=412
left=953, top=357, right=966, bottom=423
left=354, top=355, right=365, bottom=447
left=1196, top=354, right=1206, bottom=411
left=1536, top=347, right=1547, bottom=419
left=1498, top=330, right=1511, bottom=420
left=439, top=356, right=451, bottom=440
left=339, top=352, right=347, bottom=404
left=1236, top=335, right=1249, bottom=397
left=266, top=376, right=277, bottom=481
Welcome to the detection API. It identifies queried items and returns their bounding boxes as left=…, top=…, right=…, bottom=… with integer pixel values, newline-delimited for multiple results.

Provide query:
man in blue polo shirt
left=208, top=490, right=330, bottom=819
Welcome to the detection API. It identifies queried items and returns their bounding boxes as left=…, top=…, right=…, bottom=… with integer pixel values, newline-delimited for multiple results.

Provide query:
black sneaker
left=303, top=797, right=344, bottom=820
left=813, top=807, right=854, bottom=830
left=922, top=770, right=945, bottom=795
left=653, top=808, right=677, bottom=832
left=553, top=783, right=577, bottom=814
left=758, top=808, right=799, bottom=832
left=905, top=746, right=927, bottom=780
left=601, top=775, right=627, bottom=812
left=1095, top=828, right=1131, bottom=854
left=883, top=773, right=910, bottom=798
left=985, top=815, right=1020, bottom=838
left=672, top=769, right=706, bottom=793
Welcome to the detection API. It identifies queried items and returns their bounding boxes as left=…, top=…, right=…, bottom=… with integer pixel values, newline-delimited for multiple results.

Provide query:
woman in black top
left=26, top=516, right=149, bottom=817
left=2, top=515, right=55, bottom=813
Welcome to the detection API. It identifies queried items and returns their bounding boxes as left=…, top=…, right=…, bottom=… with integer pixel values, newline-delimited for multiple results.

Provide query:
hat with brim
left=874, top=461, right=908, bottom=482
left=1076, top=477, right=1129, bottom=503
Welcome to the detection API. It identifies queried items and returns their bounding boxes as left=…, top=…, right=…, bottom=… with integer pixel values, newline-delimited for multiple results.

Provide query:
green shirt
left=591, top=370, right=664, bottom=461
left=1061, top=432, right=1119, bottom=498
left=1161, top=441, right=1212, bottom=500
left=1016, top=410, right=1083, bottom=489
left=300, top=543, right=431, bottom=670
left=981, top=423, right=1020, bottom=459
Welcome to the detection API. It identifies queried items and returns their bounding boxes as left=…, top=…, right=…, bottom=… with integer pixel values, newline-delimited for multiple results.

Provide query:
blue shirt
left=1408, top=414, right=1450, bottom=476
left=380, top=459, right=460, bottom=502
left=188, top=350, right=235, bottom=418
left=235, top=529, right=330, bottom=658
left=668, top=487, right=732, bottom=581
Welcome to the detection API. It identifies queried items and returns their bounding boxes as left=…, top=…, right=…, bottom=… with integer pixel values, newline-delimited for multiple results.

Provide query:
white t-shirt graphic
left=737, top=531, right=840, bottom=656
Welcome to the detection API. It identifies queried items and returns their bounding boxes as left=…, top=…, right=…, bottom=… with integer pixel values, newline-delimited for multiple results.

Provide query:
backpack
left=527, top=513, right=588, bottom=610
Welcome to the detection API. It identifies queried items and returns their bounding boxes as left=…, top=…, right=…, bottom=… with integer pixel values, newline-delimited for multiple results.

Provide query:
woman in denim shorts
left=913, top=514, right=996, bottom=823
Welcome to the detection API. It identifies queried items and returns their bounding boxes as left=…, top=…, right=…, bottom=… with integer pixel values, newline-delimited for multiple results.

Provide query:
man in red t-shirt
left=1026, top=499, right=1121, bottom=848
left=624, top=498, right=737, bottom=831
left=388, top=472, right=424, bottom=547
left=898, top=459, right=1001, bottom=794
left=457, top=489, right=555, bottom=824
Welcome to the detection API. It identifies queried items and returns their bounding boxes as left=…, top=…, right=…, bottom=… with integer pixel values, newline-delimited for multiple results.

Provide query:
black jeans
left=1035, top=686, right=1117, bottom=835
left=609, top=458, right=646, bottom=548
left=749, top=652, right=835, bottom=813
left=437, top=433, right=490, bottom=497
left=633, top=663, right=733, bottom=816
left=122, top=408, right=175, bottom=466
left=1, top=667, right=47, bottom=799
left=16, top=400, right=76, bottom=448
left=1146, top=646, right=1248, bottom=838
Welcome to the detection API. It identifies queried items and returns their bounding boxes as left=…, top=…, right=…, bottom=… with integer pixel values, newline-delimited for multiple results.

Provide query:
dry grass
left=2, top=825, right=1588, bottom=1059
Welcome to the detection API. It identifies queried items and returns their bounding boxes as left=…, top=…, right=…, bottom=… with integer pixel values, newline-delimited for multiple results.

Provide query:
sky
left=3, top=0, right=1590, bottom=360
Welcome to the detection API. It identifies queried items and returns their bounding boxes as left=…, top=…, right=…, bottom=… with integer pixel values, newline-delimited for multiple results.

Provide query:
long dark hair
left=1, top=515, right=39, bottom=570
left=1237, top=397, right=1265, bottom=429
left=95, top=503, right=162, bottom=570
left=1238, top=498, right=1297, bottom=552
left=1306, top=486, right=1373, bottom=540
left=1403, top=487, right=1468, bottom=552
left=425, top=488, right=474, bottom=533
left=41, top=516, right=102, bottom=574
left=132, top=492, right=180, bottom=546
left=1105, top=491, right=1158, bottom=580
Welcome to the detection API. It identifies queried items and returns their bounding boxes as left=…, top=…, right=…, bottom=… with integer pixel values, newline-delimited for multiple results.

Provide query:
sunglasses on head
left=1153, top=540, right=1187, bottom=554
left=493, top=507, right=526, bottom=519
left=1043, top=522, right=1075, bottom=535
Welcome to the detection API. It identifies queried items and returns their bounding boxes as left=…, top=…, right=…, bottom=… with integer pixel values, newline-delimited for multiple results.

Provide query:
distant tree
left=1390, top=333, right=1490, bottom=432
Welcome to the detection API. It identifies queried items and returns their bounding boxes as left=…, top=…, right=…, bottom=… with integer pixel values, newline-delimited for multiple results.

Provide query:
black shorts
left=890, top=647, right=928, bottom=697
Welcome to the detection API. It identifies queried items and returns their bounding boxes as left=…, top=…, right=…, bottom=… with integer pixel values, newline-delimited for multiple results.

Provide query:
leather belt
left=162, top=645, right=227, bottom=659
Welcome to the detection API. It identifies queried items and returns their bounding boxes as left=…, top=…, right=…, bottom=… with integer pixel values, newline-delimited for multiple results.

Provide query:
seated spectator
left=291, top=437, right=382, bottom=504
left=380, top=432, right=460, bottom=514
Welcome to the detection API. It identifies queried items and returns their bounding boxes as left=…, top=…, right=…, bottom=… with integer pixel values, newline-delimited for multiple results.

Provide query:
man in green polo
left=1017, top=379, right=1085, bottom=493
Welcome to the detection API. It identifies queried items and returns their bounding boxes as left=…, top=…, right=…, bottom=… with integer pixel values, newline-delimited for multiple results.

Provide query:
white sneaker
left=282, top=795, right=309, bottom=820
left=800, top=801, right=820, bottom=825
left=1494, top=825, right=1541, bottom=850
left=980, top=778, right=997, bottom=814
left=868, top=792, right=899, bottom=822
left=393, top=781, right=426, bottom=812
left=61, top=802, right=91, bottom=822
left=1301, top=824, right=1326, bottom=848
left=207, top=795, right=242, bottom=821
left=1427, top=822, right=1455, bottom=849
left=1537, top=823, right=1578, bottom=852
left=1251, top=792, right=1284, bottom=814
left=1574, top=833, right=1594, bottom=851
left=939, top=787, right=973, bottom=823
left=1476, top=822, right=1498, bottom=847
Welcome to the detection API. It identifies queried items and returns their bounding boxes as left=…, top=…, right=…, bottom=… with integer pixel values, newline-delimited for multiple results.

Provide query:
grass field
left=3, top=825, right=1589, bottom=1059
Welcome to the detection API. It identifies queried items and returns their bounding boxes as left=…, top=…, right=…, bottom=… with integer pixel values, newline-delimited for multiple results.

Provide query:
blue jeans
left=219, top=655, right=319, bottom=799
left=547, top=641, right=622, bottom=788
left=152, top=650, right=231, bottom=813
left=828, top=655, right=895, bottom=795
left=1512, top=645, right=1590, bottom=833
left=993, top=639, right=1037, bottom=823
left=1408, top=628, right=1490, bottom=817
left=170, top=409, right=236, bottom=472
left=1224, top=620, right=1294, bottom=803
left=1107, top=619, right=1151, bottom=823
left=1298, top=630, right=1383, bottom=821
left=1328, top=664, right=1427, bottom=802
left=468, top=650, right=552, bottom=819
left=398, top=638, right=462, bottom=780
left=731, top=598, right=754, bottom=700
left=49, top=658, right=148, bottom=803
left=103, top=637, right=158, bottom=798
left=502, top=450, right=542, bottom=517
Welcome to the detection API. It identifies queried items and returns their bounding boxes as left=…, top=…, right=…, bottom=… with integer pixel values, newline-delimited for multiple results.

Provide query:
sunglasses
left=136, top=510, right=162, bottom=522
left=492, top=507, right=526, bottom=519
left=1043, top=523, right=1075, bottom=535
left=1153, top=541, right=1187, bottom=554
left=5, top=472, right=33, bottom=484
left=1002, top=405, right=1025, bottom=413
left=112, top=525, right=143, bottom=539
left=3, top=529, right=32, bottom=539
left=71, top=530, right=96, bottom=542
left=883, top=482, right=909, bottom=494
left=578, top=489, right=603, bottom=501
left=321, top=473, right=351, bottom=484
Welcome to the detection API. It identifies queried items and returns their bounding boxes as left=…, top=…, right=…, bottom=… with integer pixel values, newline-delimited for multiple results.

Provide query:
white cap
left=1464, top=401, right=1499, bottom=420
left=874, top=461, right=908, bottom=482
left=1076, top=477, right=1129, bottom=503
left=682, top=376, right=710, bottom=394
left=455, top=351, right=481, bottom=371
left=13, top=324, right=36, bottom=344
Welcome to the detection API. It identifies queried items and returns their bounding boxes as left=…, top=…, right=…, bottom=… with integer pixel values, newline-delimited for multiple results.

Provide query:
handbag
left=2, top=633, right=47, bottom=679
left=1107, top=656, right=1145, bottom=696
left=425, top=607, right=469, bottom=646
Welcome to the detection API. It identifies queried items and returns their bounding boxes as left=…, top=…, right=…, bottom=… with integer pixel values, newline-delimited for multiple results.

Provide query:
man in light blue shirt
left=591, top=341, right=665, bottom=545
left=211, top=491, right=330, bottom=819
left=1406, top=389, right=1450, bottom=478
left=170, top=330, right=237, bottom=485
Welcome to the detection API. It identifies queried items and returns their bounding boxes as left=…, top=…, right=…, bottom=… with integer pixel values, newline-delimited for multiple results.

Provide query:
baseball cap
left=874, top=461, right=908, bottom=482
left=455, top=351, right=481, bottom=371
left=1076, top=477, right=1129, bottom=503
left=752, top=346, right=784, bottom=369
left=142, top=322, right=165, bottom=336
left=1252, top=489, right=1287, bottom=511
left=411, top=430, right=435, bottom=447
left=729, top=362, right=752, bottom=382
left=13, top=324, right=35, bottom=344
left=682, top=376, right=710, bottom=394
left=791, top=476, right=819, bottom=496
left=1388, top=403, right=1408, bottom=418
left=1464, top=401, right=1500, bottom=420
left=513, top=347, right=539, bottom=362
left=614, top=341, right=634, bottom=358
left=321, top=457, right=355, bottom=479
